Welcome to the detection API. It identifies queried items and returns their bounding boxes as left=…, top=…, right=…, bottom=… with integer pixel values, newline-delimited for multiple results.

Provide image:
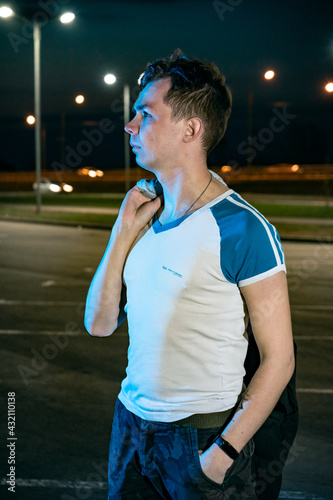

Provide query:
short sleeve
left=211, top=193, right=286, bottom=287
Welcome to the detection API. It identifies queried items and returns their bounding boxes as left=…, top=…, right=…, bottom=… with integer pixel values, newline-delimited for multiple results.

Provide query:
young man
left=85, top=51, right=295, bottom=499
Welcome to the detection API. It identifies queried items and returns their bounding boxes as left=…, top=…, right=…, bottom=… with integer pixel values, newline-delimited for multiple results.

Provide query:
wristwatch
left=213, top=435, right=239, bottom=460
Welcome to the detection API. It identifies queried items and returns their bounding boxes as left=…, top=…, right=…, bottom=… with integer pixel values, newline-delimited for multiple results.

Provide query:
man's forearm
left=84, top=227, right=132, bottom=337
left=220, top=354, right=295, bottom=453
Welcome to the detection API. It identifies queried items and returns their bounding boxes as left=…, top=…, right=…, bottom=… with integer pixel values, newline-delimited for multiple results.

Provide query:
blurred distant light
left=62, top=183, right=73, bottom=193
left=77, top=167, right=103, bottom=177
left=75, top=94, right=85, bottom=104
left=325, top=82, right=333, bottom=93
left=221, top=165, right=232, bottom=173
left=104, top=73, right=116, bottom=85
left=0, top=6, right=13, bottom=18
left=26, top=115, right=35, bottom=125
left=272, top=101, right=290, bottom=108
left=60, top=12, right=75, bottom=24
left=264, top=70, right=275, bottom=80
left=291, top=164, right=300, bottom=172
left=50, top=183, right=62, bottom=193
left=82, top=120, right=99, bottom=126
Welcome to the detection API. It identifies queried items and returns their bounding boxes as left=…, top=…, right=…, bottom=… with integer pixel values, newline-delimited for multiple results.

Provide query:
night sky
left=0, top=0, right=332, bottom=172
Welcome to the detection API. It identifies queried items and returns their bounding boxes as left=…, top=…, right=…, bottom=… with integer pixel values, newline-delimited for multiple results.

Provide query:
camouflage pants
left=108, top=399, right=257, bottom=499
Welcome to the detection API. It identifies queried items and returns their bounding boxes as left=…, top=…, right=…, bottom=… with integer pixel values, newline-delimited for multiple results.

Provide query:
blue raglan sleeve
left=211, top=194, right=286, bottom=287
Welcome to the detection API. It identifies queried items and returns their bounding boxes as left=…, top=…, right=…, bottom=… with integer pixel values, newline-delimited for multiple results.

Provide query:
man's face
left=125, top=78, right=186, bottom=173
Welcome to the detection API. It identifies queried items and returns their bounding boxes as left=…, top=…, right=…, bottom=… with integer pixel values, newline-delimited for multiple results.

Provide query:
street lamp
left=26, top=115, right=36, bottom=125
left=247, top=69, right=276, bottom=166
left=104, top=74, right=131, bottom=192
left=264, top=70, right=275, bottom=80
left=0, top=5, right=75, bottom=213
left=325, top=82, right=333, bottom=93
left=60, top=12, right=75, bottom=24
left=75, top=94, right=85, bottom=104
left=0, top=5, right=12, bottom=17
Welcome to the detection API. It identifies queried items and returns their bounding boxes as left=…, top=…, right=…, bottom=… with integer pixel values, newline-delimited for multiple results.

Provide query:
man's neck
left=156, top=167, right=228, bottom=225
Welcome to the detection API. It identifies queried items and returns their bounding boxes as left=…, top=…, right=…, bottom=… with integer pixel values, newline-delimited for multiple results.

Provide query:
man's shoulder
left=210, top=191, right=270, bottom=234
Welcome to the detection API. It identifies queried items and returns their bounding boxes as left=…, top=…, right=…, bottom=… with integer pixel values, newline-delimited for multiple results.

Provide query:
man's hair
left=139, top=49, right=232, bottom=154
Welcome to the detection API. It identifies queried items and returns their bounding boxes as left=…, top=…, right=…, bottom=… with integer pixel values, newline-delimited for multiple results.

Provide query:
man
left=85, top=51, right=295, bottom=499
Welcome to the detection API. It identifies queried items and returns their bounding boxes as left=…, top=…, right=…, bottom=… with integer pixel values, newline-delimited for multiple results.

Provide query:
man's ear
left=183, top=117, right=203, bottom=143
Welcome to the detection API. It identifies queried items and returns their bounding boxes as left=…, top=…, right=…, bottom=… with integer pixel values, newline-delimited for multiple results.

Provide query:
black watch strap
left=213, top=435, right=239, bottom=460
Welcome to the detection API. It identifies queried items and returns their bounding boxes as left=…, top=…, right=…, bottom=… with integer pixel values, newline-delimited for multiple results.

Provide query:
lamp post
left=247, top=69, right=275, bottom=166
left=34, top=21, right=42, bottom=212
left=104, top=74, right=131, bottom=192
left=0, top=6, right=75, bottom=213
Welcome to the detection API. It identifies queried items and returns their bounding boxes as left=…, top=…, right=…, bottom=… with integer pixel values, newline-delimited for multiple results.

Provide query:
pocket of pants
left=192, top=431, right=255, bottom=492
left=221, top=439, right=255, bottom=491
left=189, top=428, right=231, bottom=489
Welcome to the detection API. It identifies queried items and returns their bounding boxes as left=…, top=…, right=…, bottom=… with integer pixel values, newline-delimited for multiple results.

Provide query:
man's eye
left=142, top=111, right=150, bottom=118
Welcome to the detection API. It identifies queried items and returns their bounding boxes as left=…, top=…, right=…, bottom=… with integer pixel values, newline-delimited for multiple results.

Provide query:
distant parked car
left=32, top=179, right=73, bottom=193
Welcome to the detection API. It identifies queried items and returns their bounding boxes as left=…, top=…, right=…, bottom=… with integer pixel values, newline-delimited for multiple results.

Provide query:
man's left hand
left=199, top=444, right=233, bottom=484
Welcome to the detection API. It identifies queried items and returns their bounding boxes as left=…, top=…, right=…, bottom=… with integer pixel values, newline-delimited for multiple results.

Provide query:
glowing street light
left=75, top=94, right=85, bottom=104
left=0, top=5, right=13, bottom=17
left=104, top=73, right=131, bottom=191
left=26, top=115, right=36, bottom=125
left=60, top=12, right=75, bottom=24
left=264, top=70, right=275, bottom=80
left=325, top=82, right=333, bottom=93
left=104, top=73, right=117, bottom=85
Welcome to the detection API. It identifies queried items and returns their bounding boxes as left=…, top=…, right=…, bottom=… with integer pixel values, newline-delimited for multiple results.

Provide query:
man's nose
left=124, top=117, right=138, bottom=135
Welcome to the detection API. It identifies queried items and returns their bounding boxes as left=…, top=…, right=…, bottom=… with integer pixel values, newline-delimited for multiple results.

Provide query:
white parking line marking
left=293, top=336, right=333, bottom=340
left=291, top=305, right=333, bottom=310
left=41, top=280, right=56, bottom=287
left=84, top=267, right=94, bottom=273
left=296, top=388, right=333, bottom=394
left=0, top=300, right=80, bottom=306
left=0, top=479, right=329, bottom=499
left=0, top=478, right=106, bottom=489
left=0, top=330, right=81, bottom=336
left=279, top=492, right=330, bottom=499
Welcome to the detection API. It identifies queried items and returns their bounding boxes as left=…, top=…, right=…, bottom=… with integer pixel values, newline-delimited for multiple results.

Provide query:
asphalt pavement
left=0, top=221, right=332, bottom=500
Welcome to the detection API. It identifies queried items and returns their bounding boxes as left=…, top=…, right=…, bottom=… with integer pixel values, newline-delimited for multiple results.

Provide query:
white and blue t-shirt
left=119, top=189, right=286, bottom=422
